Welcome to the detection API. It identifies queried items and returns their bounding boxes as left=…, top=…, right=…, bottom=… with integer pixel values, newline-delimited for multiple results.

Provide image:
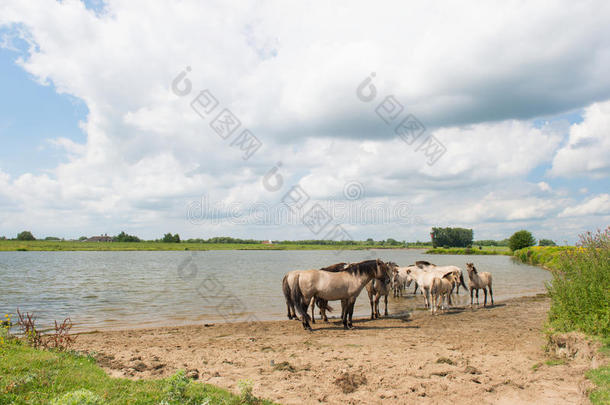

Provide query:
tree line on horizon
left=3, top=228, right=557, bottom=249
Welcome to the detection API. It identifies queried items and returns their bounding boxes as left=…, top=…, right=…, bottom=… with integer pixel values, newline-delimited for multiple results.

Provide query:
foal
left=366, top=275, right=391, bottom=319
left=466, top=263, right=494, bottom=307
left=430, top=273, right=456, bottom=313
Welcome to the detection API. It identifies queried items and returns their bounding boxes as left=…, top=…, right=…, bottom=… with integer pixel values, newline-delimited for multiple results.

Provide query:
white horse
left=414, top=262, right=467, bottom=294
left=466, top=263, right=493, bottom=307
left=406, top=262, right=462, bottom=308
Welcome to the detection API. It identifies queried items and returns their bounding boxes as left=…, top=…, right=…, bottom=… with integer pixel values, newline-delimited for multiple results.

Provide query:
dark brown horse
left=291, top=259, right=391, bottom=330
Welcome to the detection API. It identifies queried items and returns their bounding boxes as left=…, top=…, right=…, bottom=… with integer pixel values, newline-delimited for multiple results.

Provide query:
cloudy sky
left=0, top=0, right=609, bottom=243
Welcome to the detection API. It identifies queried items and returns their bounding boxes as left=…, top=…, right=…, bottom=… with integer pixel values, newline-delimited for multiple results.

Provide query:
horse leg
left=341, top=300, right=349, bottom=329
left=384, top=293, right=388, bottom=317
left=368, top=292, right=375, bottom=320
left=374, top=293, right=381, bottom=318
left=483, top=288, right=488, bottom=307
left=309, top=297, right=315, bottom=324
left=489, top=284, right=494, bottom=306
left=413, top=282, right=418, bottom=295
left=320, top=301, right=329, bottom=322
left=348, top=299, right=356, bottom=329
left=476, top=289, right=480, bottom=306
left=286, top=300, right=293, bottom=320
left=470, top=287, right=474, bottom=307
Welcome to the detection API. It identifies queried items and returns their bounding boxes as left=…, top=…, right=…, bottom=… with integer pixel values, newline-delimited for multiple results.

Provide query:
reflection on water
left=0, top=250, right=551, bottom=331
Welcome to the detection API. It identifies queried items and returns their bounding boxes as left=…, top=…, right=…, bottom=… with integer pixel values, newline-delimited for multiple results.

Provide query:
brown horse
left=282, top=263, right=347, bottom=322
left=466, top=263, right=493, bottom=307
left=292, top=259, right=391, bottom=330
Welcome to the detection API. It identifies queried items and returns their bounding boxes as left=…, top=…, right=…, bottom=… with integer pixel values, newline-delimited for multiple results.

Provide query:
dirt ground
left=74, top=295, right=600, bottom=404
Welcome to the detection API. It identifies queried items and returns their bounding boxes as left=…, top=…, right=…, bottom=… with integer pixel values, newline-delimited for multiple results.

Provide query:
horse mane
left=467, top=263, right=478, bottom=274
left=344, top=259, right=381, bottom=276
left=320, top=262, right=347, bottom=272
left=415, top=260, right=436, bottom=269
left=442, top=271, right=455, bottom=280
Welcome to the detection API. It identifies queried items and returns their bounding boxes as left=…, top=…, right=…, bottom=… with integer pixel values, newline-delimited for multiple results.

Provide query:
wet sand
left=74, top=295, right=597, bottom=404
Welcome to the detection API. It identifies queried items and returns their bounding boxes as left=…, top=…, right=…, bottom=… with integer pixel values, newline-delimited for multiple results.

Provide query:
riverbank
left=426, top=246, right=511, bottom=255
left=0, top=240, right=428, bottom=252
left=73, top=295, right=599, bottom=404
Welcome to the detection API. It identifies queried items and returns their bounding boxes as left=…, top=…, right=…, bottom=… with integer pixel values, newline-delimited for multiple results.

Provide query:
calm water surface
left=0, top=250, right=551, bottom=331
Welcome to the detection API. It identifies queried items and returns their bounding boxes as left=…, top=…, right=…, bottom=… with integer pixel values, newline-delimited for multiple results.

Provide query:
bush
left=114, top=231, right=140, bottom=242
left=50, top=389, right=103, bottom=405
left=431, top=227, right=473, bottom=248
left=539, top=238, right=557, bottom=246
left=162, top=233, right=181, bottom=243
left=509, top=230, right=536, bottom=251
left=164, top=370, right=191, bottom=402
left=17, top=231, right=36, bottom=241
left=546, top=228, right=610, bottom=337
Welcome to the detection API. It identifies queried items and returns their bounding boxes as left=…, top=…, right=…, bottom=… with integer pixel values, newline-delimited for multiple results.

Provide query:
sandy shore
left=74, top=295, right=596, bottom=404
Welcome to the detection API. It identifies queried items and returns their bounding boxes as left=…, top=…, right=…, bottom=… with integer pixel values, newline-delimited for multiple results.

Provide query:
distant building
left=262, top=240, right=273, bottom=245
left=84, top=233, right=113, bottom=242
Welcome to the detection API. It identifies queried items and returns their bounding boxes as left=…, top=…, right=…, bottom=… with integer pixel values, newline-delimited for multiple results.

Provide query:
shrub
left=509, top=230, right=536, bottom=251
left=164, top=370, right=191, bottom=402
left=539, top=238, right=557, bottom=246
left=17, top=231, right=36, bottom=241
left=237, top=379, right=258, bottom=404
left=162, top=233, right=181, bottom=243
left=50, top=389, right=103, bottom=405
left=546, top=228, right=610, bottom=337
left=431, top=227, right=473, bottom=248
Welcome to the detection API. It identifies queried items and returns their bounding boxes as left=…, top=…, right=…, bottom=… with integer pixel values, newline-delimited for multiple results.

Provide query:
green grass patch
left=426, top=246, right=511, bottom=255
left=586, top=365, right=610, bottom=405
left=0, top=240, right=407, bottom=252
left=512, top=245, right=576, bottom=269
left=544, top=358, right=567, bottom=366
left=516, top=229, right=609, bottom=403
left=0, top=340, right=272, bottom=404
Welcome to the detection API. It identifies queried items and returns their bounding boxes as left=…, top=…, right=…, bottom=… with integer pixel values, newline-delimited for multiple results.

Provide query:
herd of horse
left=282, top=259, right=494, bottom=330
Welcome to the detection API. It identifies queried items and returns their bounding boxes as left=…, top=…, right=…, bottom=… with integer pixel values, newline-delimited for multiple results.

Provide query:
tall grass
left=546, top=228, right=610, bottom=337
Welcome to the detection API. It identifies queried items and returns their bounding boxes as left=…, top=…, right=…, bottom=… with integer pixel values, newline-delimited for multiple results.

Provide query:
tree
left=78, top=236, right=88, bottom=241
left=17, top=231, right=35, bottom=241
left=538, top=238, right=557, bottom=246
left=431, top=227, right=473, bottom=248
left=115, top=231, right=140, bottom=242
left=162, top=233, right=180, bottom=243
left=509, top=230, right=536, bottom=251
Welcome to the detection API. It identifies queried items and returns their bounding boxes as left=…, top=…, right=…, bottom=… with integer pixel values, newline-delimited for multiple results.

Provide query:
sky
left=0, top=0, right=608, bottom=243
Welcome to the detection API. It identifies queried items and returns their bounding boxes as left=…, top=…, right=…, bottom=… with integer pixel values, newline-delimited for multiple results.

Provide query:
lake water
left=0, top=250, right=551, bottom=331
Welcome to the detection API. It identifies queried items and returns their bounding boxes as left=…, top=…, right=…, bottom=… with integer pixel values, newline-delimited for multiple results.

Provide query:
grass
left=587, top=363, right=610, bottom=404
left=426, top=245, right=511, bottom=255
left=515, top=229, right=610, bottom=403
left=0, top=240, right=419, bottom=252
left=512, top=245, right=576, bottom=269
left=0, top=340, right=272, bottom=404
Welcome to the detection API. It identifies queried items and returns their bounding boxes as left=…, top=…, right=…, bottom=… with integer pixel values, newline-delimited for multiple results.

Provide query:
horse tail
left=282, top=274, right=293, bottom=307
left=316, top=298, right=333, bottom=313
left=291, top=274, right=310, bottom=322
left=431, top=277, right=437, bottom=295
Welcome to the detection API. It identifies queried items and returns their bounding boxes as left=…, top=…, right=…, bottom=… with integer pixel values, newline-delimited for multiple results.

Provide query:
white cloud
left=559, top=194, right=610, bottom=217
left=0, top=0, right=609, bottom=242
left=550, top=100, right=610, bottom=178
